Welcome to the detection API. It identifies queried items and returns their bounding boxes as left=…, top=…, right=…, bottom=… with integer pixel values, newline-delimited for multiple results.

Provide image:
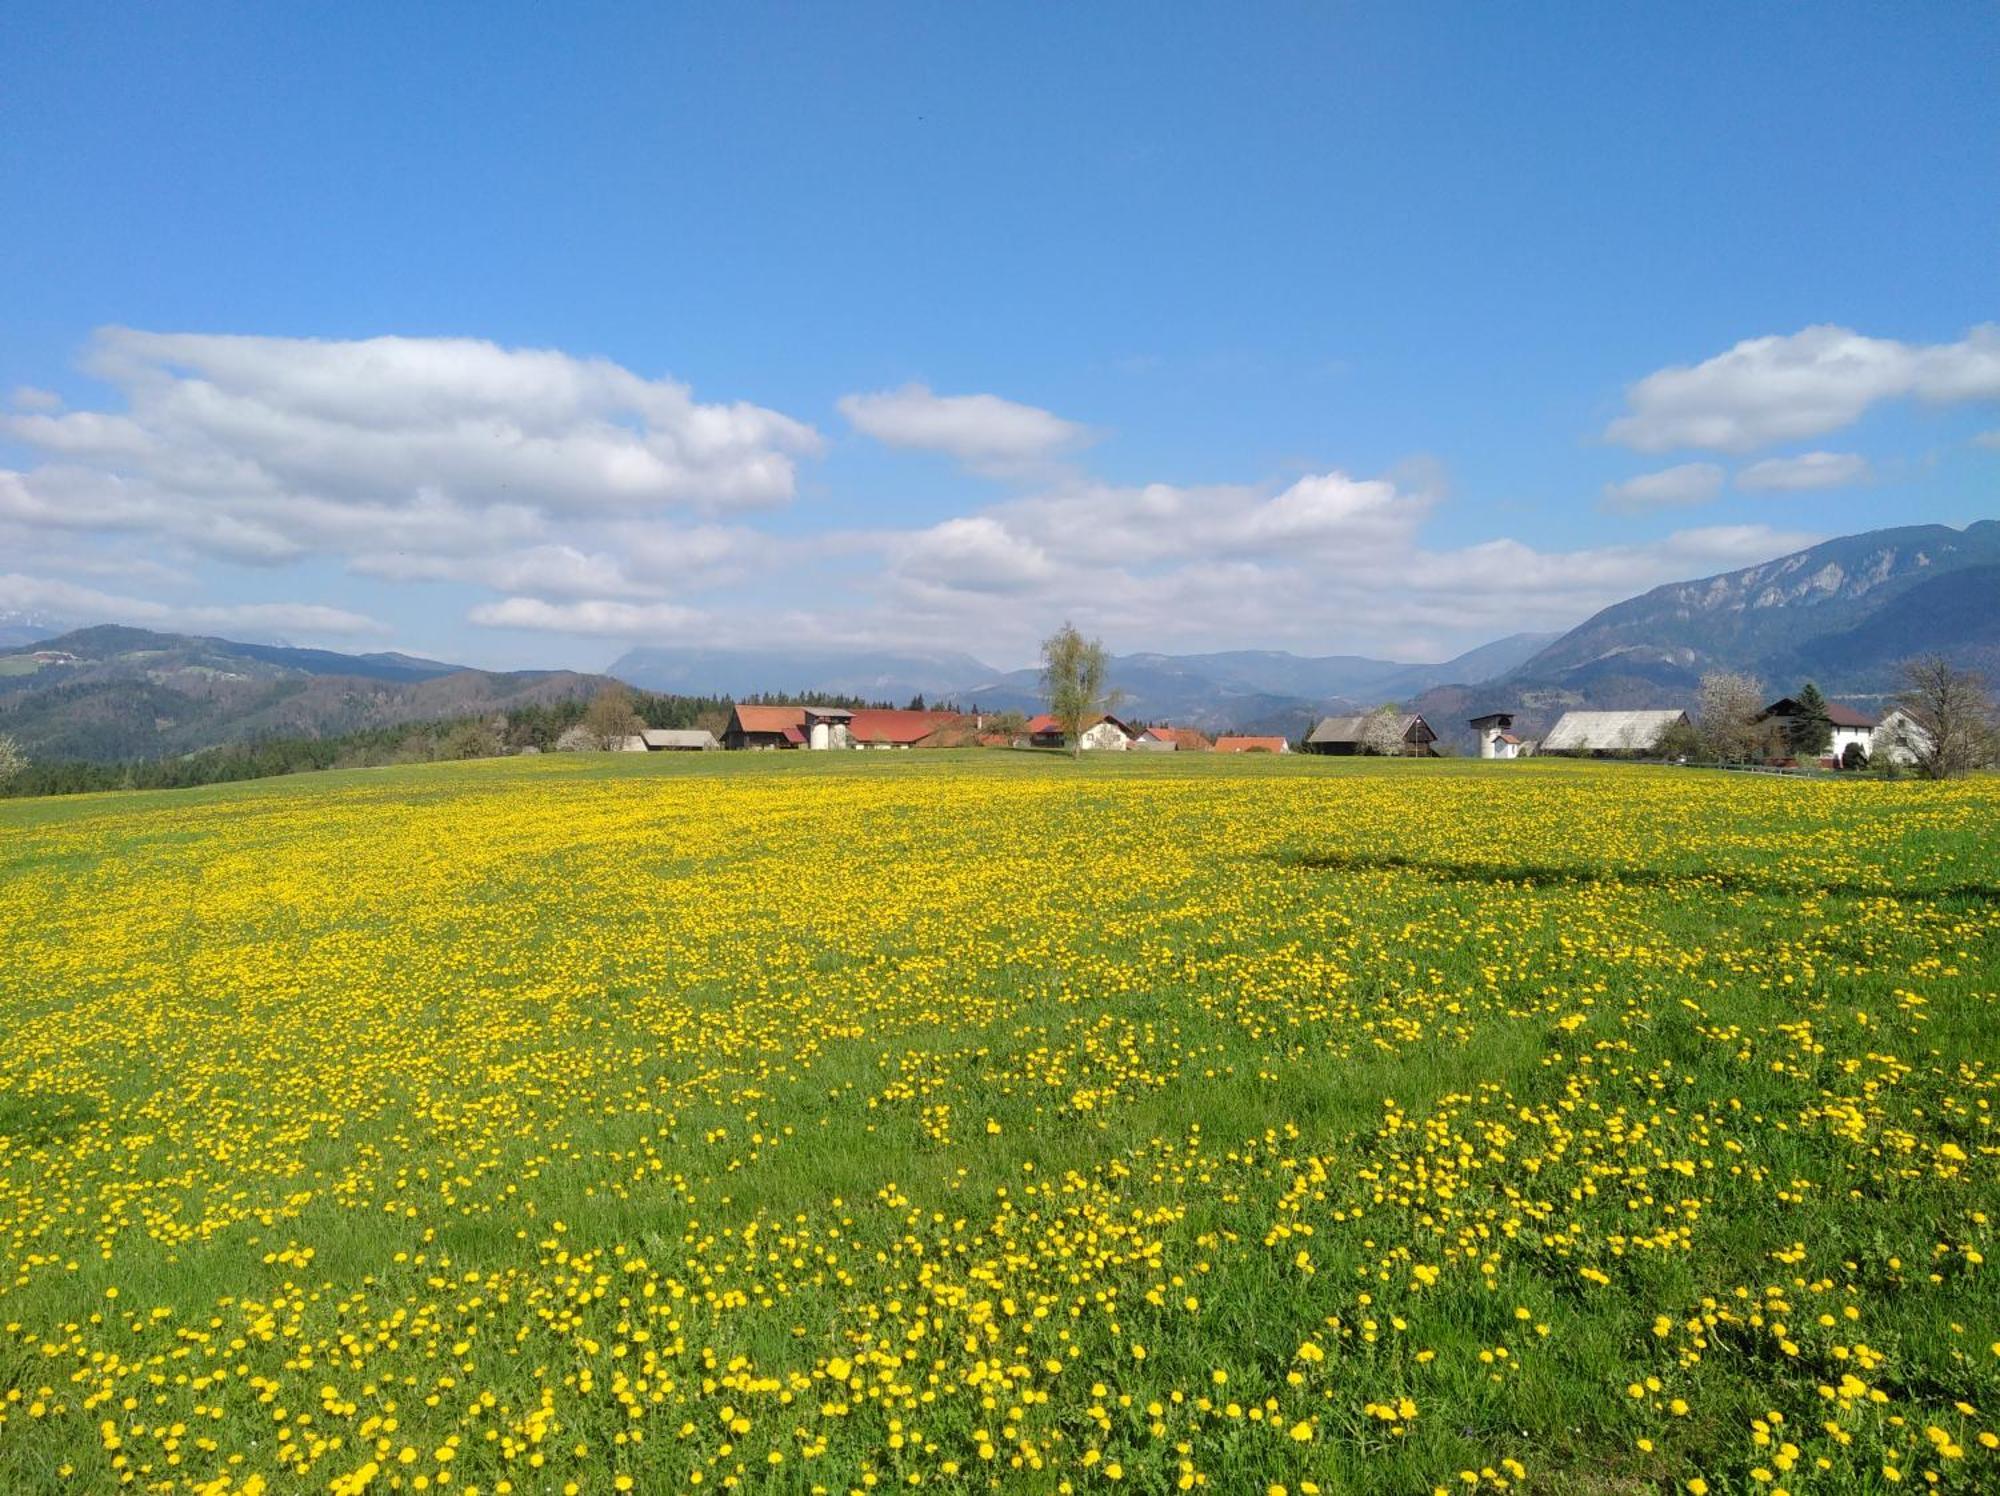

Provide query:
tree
left=440, top=719, right=502, bottom=760
left=581, top=684, right=643, bottom=750
left=1039, top=622, right=1120, bottom=759
left=905, top=693, right=927, bottom=712
left=0, top=734, right=23, bottom=790
left=1890, top=655, right=1996, bottom=781
left=1359, top=705, right=1407, bottom=757
left=1696, top=671, right=1767, bottom=762
left=1786, top=682, right=1834, bottom=760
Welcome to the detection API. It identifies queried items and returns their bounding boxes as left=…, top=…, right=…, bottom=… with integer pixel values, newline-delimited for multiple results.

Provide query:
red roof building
left=844, top=708, right=966, bottom=746
left=1213, top=735, right=1291, bottom=754
left=724, top=704, right=807, bottom=749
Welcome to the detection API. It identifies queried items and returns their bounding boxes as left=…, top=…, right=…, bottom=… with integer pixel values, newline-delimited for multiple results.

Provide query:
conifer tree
left=1787, top=682, right=1834, bottom=759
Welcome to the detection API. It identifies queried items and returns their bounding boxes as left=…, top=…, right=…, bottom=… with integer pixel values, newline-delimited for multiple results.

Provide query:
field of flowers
left=0, top=750, right=1994, bottom=1495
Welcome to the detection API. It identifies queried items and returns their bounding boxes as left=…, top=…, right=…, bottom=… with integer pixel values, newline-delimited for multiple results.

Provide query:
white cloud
left=467, top=596, right=708, bottom=637
left=0, top=330, right=822, bottom=579
left=838, top=384, right=1090, bottom=468
left=9, top=386, right=63, bottom=413
left=894, top=517, right=1055, bottom=594
left=1607, top=324, right=2000, bottom=453
left=0, top=572, right=387, bottom=638
left=1735, top=451, right=1872, bottom=493
left=1599, top=462, right=1725, bottom=514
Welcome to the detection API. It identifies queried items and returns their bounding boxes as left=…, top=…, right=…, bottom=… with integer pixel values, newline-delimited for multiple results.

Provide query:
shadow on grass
left=1272, top=849, right=2000, bottom=905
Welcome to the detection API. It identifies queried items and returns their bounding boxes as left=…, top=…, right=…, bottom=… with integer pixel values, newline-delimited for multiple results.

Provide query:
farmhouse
left=844, top=708, right=965, bottom=748
left=1871, top=708, right=1931, bottom=766
left=1757, top=696, right=1878, bottom=762
left=1212, top=735, right=1290, bottom=754
left=1304, top=713, right=1438, bottom=756
left=1143, top=725, right=1213, bottom=751
left=1026, top=713, right=1137, bottom=750
left=1539, top=709, right=1688, bottom=757
left=724, top=704, right=807, bottom=750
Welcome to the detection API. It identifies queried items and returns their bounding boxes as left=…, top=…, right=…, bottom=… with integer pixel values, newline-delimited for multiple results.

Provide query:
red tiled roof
left=1213, top=736, right=1289, bottom=753
left=781, top=725, right=806, bottom=745
left=845, top=708, right=965, bottom=745
left=1026, top=713, right=1062, bottom=735
left=1826, top=703, right=1878, bottom=728
left=732, top=705, right=807, bottom=733
left=1146, top=725, right=1213, bottom=750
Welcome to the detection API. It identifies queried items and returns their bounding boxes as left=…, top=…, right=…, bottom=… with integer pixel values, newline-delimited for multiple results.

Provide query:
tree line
left=0, top=684, right=888, bottom=799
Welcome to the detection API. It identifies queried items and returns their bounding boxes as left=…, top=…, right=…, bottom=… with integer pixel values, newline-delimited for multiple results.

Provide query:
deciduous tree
left=1696, top=671, right=1767, bottom=762
left=1360, top=706, right=1407, bottom=757
left=1890, top=655, right=1996, bottom=780
left=581, top=684, right=643, bottom=750
left=1039, top=623, right=1119, bottom=759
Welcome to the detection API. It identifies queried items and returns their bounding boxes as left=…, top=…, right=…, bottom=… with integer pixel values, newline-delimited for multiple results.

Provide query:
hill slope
left=1500, top=520, right=2000, bottom=705
left=0, top=626, right=608, bottom=761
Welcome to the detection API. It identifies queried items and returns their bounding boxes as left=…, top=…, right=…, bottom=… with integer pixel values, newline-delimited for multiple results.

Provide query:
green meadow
left=0, top=752, right=1994, bottom=1495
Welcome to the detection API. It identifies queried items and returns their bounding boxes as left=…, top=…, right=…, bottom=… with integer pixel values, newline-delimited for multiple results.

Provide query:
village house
left=1757, top=696, right=1879, bottom=764
left=1870, top=708, right=1931, bottom=766
left=1025, top=713, right=1136, bottom=750
left=1212, top=735, right=1291, bottom=754
left=723, top=704, right=806, bottom=750
left=1539, top=709, right=1688, bottom=757
left=843, top=708, right=966, bottom=748
left=1303, top=713, right=1438, bottom=756
left=1145, top=725, right=1213, bottom=751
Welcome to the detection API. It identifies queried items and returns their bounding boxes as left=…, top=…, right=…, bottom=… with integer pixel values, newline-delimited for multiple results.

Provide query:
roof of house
left=845, top=708, right=965, bottom=744
left=1213, top=735, right=1290, bottom=753
left=732, top=704, right=807, bottom=734
left=781, top=724, right=806, bottom=745
left=1306, top=712, right=1428, bottom=744
left=1468, top=712, right=1516, bottom=728
left=1761, top=697, right=1879, bottom=729
left=1540, top=709, right=1688, bottom=753
left=639, top=729, right=719, bottom=749
left=1498, top=732, right=1523, bottom=744
left=1144, top=725, right=1213, bottom=750
left=1026, top=713, right=1135, bottom=737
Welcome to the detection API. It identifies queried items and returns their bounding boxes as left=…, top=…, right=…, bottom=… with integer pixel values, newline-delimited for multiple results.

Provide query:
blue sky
left=3, top=2, right=1995, bottom=670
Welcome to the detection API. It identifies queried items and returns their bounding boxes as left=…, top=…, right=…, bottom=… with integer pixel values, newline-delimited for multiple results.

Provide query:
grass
left=0, top=750, right=1994, bottom=1495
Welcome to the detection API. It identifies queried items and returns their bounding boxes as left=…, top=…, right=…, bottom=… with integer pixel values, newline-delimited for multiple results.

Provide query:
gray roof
left=1539, top=709, right=1688, bottom=753
left=639, top=728, right=720, bottom=750
left=1307, top=712, right=1422, bottom=743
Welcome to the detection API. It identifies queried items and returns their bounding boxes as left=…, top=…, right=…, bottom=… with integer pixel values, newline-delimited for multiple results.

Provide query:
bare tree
left=1040, top=622, right=1120, bottom=759
left=581, top=684, right=644, bottom=750
left=1890, top=655, right=1996, bottom=780
left=1696, top=671, right=1768, bottom=763
left=1359, top=705, right=1407, bottom=757
left=0, top=733, right=23, bottom=790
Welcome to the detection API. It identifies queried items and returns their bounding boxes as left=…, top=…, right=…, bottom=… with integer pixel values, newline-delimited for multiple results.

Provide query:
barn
left=1539, top=709, right=1688, bottom=757
left=1304, top=713, right=1438, bottom=756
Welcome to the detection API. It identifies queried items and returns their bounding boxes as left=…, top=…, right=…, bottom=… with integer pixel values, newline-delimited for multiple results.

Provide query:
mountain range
left=3, top=520, right=1994, bottom=762
left=0, top=625, right=612, bottom=762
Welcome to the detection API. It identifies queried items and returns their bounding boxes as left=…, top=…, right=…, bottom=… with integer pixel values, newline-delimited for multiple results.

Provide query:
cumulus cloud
left=838, top=384, right=1090, bottom=469
left=1735, top=451, right=1872, bottom=493
left=0, top=572, right=387, bottom=638
left=0, top=330, right=821, bottom=575
left=1599, top=462, right=1726, bottom=515
left=1607, top=324, right=2000, bottom=453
